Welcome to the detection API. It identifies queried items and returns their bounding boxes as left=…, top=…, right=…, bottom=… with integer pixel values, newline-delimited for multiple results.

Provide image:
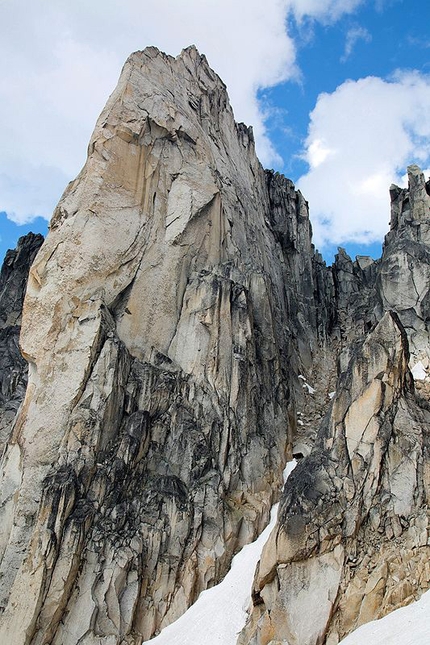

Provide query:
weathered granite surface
left=238, top=166, right=430, bottom=645
left=0, top=47, right=326, bottom=645
left=0, top=47, right=428, bottom=645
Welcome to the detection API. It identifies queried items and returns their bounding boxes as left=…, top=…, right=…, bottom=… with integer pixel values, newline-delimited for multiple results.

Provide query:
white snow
left=411, top=361, right=427, bottom=381
left=298, top=375, right=316, bottom=394
left=142, top=460, right=297, bottom=645
left=303, top=382, right=316, bottom=394
left=338, top=589, right=430, bottom=645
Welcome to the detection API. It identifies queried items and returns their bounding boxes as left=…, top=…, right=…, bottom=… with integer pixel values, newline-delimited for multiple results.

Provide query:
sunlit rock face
left=0, top=47, right=328, bottom=645
left=0, top=46, right=429, bottom=645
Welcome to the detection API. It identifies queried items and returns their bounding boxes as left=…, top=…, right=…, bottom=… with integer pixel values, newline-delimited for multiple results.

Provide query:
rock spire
left=0, top=46, right=325, bottom=644
left=0, top=46, right=429, bottom=645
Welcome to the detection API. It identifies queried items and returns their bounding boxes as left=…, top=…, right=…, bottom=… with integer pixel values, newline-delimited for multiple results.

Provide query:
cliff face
left=0, top=46, right=428, bottom=645
left=0, top=47, right=327, bottom=645
left=239, top=311, right=430, bottom=645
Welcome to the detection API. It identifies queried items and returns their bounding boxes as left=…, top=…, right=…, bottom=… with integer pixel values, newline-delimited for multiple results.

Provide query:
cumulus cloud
left=297, top=70, right=430, bottom=248
left=341, top=26, right=372, bottom=61
left=0, top=0, right=365, bottom=224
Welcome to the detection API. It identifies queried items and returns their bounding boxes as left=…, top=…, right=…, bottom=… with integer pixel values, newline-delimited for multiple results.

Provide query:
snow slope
left=338, top=589, right=430, bottom=645
left=142, top=460, right=297, bottom=645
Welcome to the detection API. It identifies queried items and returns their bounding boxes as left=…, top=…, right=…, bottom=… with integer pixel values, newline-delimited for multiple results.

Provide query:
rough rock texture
left=238, top=312, right=430, bottom=645
left=0, top=47, right=429, bottom=645
left=377, top=165, right=430, bottom=364
left=0, top=233, right=43, bottom=452
left=238, top=166, right=430, bottom=645
left=0, top=47, right=328, bottom=645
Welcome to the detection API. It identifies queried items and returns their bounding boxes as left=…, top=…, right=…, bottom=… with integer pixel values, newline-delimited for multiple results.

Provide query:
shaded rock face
left=0, top=47, right=428, bottom=645
left=377, top=165, right=430, bottom=364
left=0, top=47, right=329, bottom=645
left=0, top=233, right=43, bottom=452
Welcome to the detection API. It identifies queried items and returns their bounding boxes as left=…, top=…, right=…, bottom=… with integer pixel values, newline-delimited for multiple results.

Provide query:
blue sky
left=1, top=0, right=430, bottom=264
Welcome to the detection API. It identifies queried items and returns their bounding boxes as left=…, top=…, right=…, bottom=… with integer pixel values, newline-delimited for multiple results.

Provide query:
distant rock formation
left=0, top=232, right=43, bottom=453
left=238, top=166, right=430, bottom=645
left=0, top=46, right=428, bottom=645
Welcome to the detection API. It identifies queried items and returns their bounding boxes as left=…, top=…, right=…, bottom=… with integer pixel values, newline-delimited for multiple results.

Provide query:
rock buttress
left=238, top=165, right=430, bottom=645
left=238, top=311, right=430, bottom=645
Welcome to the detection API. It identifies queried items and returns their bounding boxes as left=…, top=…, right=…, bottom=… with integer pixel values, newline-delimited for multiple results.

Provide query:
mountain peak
left=0, top=47, right=429, bottom=645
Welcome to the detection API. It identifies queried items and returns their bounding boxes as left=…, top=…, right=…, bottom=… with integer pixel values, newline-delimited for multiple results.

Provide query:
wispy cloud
left=341, top=26, right=372, bottom=62
left=407, top=34, right=430, bottom=50
left=374, top=0, right=402, bottom=12
left=289, top=0, right=365, bottom=23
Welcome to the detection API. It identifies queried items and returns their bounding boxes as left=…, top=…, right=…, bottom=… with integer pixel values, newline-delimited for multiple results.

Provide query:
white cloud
left=289, top=0, right=364, bottom=22
left=297, top=71, right=430, bottom=248
left=307, top=138, right=337, bottom=168
left=0, top=0, right=365, bottom=224
left=341, top=26, right=372, bottom=61
left=0, top=0, right=293, bottom=223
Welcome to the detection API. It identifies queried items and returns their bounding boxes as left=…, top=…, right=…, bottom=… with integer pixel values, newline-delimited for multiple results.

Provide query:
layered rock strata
left=0, top=47, right=328, bottom=645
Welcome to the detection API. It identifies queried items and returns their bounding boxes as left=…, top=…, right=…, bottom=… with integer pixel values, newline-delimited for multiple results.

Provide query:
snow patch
left=143, top=461, right=297, bottom=645
left=411, top=361, right=427, bottom=381
left=338, top=589, right=430, bottom=645
left=298, top=374, right=316, bottom=394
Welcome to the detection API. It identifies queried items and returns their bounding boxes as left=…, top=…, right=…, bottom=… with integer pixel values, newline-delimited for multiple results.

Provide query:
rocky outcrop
left=0, top=232, right=43, bottom=452
left=238, top=311, right=430, bottom=645
left=0, top=47, right=329, bottom=645
left=377, top=165, right=430, bottom=366
left=238, top=166, right=430, bottom=645
left=0, top=46, right=428, bottom=645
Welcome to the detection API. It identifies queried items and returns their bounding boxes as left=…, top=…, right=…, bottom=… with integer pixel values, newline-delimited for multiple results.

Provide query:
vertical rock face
left=0, top=47, right=429, bottom=645
left=238, top=165, right=430, bottom=645
left=0, top=47, right=328, bottom=645
left=0, top=233, right=43, bottom=452
left=377, top=165, right=430, bottom=364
